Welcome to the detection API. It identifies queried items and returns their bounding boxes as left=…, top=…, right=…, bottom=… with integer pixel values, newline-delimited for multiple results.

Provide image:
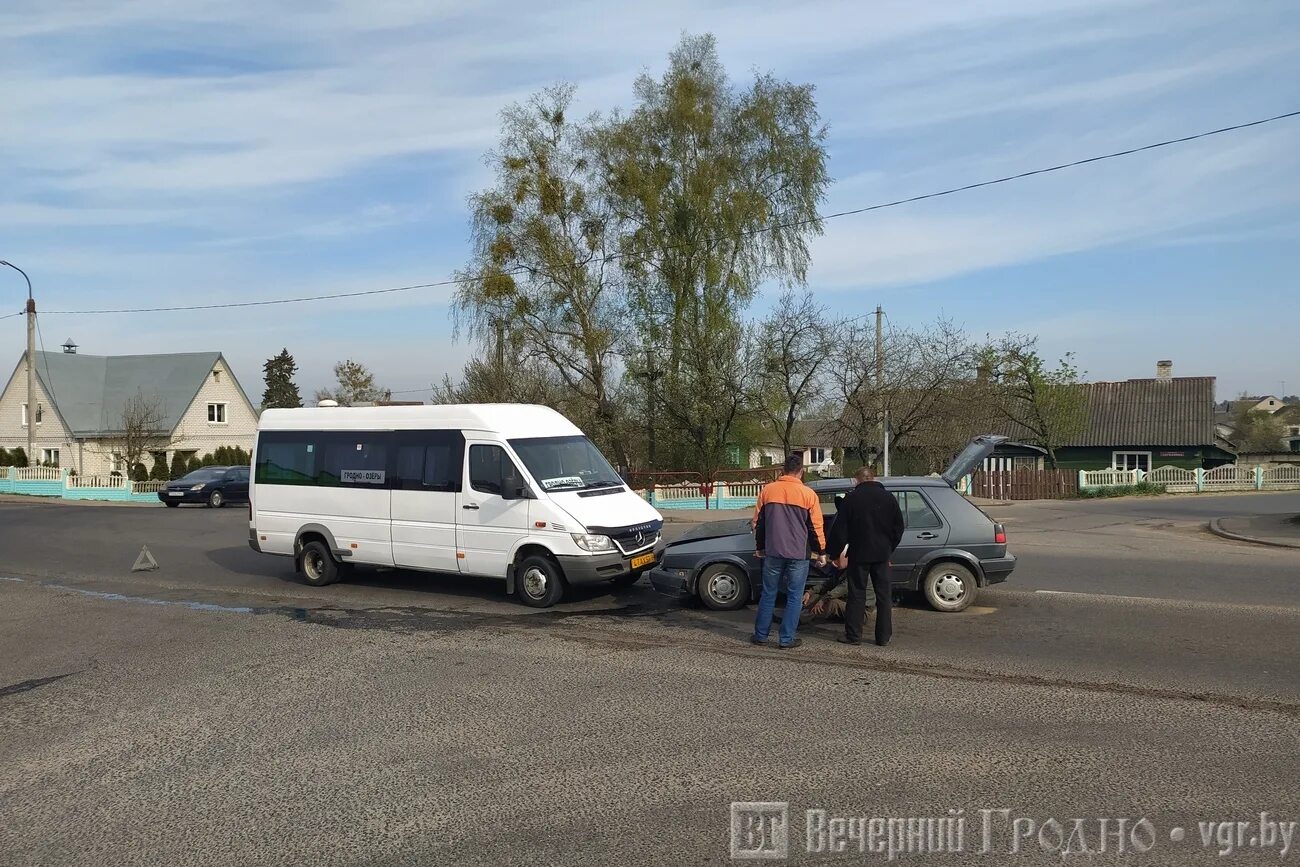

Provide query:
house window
left=725, top=445, right=743, bottom=468
left=1113, top=451, right=1151, bottom=472
left=207, top=402, right=228, bottom=424
left=808, top=447, right=827, bottom=464
left=21, top=403, right=42, bottom=427
left=40, top=448, right=59, bottom=467
left=110, top=452, right=125, bottom=474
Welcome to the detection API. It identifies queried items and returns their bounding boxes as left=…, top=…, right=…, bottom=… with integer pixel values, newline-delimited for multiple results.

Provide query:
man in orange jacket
left=751, top=452, right=826, bottom=649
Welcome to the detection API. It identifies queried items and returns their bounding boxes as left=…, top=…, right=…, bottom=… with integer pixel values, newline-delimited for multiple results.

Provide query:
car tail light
left=994, top=523, right=1007, bottom=545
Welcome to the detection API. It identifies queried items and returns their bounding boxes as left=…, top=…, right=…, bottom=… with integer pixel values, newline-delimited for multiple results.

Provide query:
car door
left=457, top=442, right=531, bottom=578
left=889, top=489, right=950, bottom=585
left=230, top=466, right=250, bottom=501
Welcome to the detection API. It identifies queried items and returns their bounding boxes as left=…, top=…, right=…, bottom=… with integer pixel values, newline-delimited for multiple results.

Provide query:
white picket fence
left=15, top=466, right=64, bottom=481
left=67, top=474, right=125, bottom=488
left=1080, top=464, right=1300, bottom=493
left=653, top=483, right=707, bottom=502
left=726, top=481, right=764, bottom=498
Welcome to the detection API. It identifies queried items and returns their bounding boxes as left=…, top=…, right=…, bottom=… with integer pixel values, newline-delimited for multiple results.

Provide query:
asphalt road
left=1, top=493, right=1297, bottom=865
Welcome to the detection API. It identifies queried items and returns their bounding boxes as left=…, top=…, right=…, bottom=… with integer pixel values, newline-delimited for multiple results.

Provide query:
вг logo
left=731, top=802, right=789, bottom=860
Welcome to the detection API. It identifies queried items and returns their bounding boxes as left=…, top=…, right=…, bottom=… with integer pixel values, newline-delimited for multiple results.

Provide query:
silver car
left=648, top=435, right=1015, bottom=612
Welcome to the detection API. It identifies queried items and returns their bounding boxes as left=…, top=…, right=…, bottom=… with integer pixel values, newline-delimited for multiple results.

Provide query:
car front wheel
left=697, top=564, right=749, bottom=611
left=207, top=489, right=224, bottom=508
left=922, top=562, right=977, bottom=612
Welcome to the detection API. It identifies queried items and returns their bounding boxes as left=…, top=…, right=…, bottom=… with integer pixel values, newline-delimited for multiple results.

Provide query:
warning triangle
left=131, top=545, right=159, bottom=572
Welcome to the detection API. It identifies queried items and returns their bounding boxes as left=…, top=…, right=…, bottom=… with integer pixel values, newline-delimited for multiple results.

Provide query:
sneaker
left=837, top=637, right=862, bottom=646
left=778, top=638, right=803, bottom=649
left=750, top=636, right=767, bottom=645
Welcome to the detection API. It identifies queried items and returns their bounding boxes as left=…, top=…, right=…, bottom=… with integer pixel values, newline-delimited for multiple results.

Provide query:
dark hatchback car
left=159, top=466, right=250, bottom=508
left=648, top=435, right=1015, bottom=613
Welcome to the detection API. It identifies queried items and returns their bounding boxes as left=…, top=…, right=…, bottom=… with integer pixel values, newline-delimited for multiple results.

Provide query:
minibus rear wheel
left=299, top=540, right=343, bottom=587
left=516, top=554, right=566, bottom=608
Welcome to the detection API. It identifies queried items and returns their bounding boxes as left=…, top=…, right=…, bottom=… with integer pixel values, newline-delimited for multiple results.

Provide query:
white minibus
left=248, top=404, right=664, bottom=607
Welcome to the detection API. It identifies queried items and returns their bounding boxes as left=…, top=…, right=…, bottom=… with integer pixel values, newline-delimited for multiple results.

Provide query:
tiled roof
left=27, top=351, right=229, bottom=436
left=1063, top=377, right=1217, bottom=447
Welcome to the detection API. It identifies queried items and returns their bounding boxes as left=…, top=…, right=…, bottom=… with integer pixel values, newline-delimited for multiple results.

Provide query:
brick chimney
left=1156, top=360, right=1173, bottom=379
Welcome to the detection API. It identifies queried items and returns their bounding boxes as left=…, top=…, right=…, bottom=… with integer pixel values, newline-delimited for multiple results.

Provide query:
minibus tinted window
left=508, top=435, right=622, bottom=492
left=256, top=430, right=391, bottom=487
left=394, top=430, right=463, bottom=492
left=316, top=433, right=389, bottom=487
left=256, top=434, right=316, bottom=485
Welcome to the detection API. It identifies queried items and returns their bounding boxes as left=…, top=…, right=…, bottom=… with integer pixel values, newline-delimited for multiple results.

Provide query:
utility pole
left=644, top=344, right=658, bottom=470
left=875, top=305, right=889, bottom=476
left=1, top=261, right=35, bottom=466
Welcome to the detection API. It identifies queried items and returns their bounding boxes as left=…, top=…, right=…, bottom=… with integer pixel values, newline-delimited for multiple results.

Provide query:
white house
left=747, top=420, right=840, bottom=474
left=0, top=349, right=258, bottom=474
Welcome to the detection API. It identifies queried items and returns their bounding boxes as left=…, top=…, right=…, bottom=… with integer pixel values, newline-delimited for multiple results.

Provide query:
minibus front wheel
left=516, top=553, right=566, bottom=608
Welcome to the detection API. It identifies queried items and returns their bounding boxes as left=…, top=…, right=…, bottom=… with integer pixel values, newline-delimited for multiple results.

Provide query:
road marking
left=1035, top=589, right=1162, bottom=602
left=1031, top=589, right=1300, bottom=615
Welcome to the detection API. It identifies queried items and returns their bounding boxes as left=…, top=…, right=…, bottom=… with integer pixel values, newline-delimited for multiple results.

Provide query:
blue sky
left=3, top=0, right=1298, bottom=401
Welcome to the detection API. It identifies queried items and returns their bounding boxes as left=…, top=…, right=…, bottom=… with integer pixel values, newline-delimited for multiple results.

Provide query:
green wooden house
left=996, top=375, right=1236, bottom=471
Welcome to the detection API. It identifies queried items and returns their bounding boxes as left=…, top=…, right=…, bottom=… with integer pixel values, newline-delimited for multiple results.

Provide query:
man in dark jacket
left=825, top=466, right=906, bottom=646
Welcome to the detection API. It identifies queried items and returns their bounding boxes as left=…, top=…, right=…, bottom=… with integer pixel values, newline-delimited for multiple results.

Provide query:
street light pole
left=1, top=261, right=35, bottom=466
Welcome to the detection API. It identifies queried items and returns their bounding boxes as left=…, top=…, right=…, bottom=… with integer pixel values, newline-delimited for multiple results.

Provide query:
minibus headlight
left=571, top=533, right=615, bottom=552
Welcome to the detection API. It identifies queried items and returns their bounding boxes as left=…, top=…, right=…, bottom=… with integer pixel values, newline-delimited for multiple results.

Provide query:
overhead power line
left=34, top=108, right=1300, bottom=317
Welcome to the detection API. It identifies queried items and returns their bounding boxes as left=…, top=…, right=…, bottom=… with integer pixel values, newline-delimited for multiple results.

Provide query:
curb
left=1207, top=518, right=1300, bottom=550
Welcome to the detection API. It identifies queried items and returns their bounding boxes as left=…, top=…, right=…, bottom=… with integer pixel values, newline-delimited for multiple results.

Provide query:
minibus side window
left=394, top=430, right=464, bottom=492
left=255, top=432, right=316, bottom=485
left=469, top=444, right=519, bottom=496
left=316, top=432, right=390, bottom=487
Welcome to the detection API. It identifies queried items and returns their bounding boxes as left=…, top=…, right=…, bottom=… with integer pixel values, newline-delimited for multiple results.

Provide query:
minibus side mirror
left=501, top=470, right=524, bottom=500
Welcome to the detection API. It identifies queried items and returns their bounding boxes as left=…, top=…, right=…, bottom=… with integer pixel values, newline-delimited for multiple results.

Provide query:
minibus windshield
left=508, top=435, right=624, bottom=492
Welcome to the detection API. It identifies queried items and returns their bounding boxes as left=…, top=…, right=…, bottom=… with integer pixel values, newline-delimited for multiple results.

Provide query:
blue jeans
left=752, top=556, right=810, bottom=646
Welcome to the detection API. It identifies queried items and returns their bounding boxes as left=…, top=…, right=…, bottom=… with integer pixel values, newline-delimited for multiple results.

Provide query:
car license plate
left=168, top=491, right=183, bottom=497
left=631, top=552, right=656, bottom=570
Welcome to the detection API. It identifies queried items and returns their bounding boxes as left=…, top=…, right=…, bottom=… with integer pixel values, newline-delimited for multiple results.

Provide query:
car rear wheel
left=698, top=564, right=749, bottom=611
left=207, top=489, right=224, bottom=508
left=922, top=562, right=977, bottom=612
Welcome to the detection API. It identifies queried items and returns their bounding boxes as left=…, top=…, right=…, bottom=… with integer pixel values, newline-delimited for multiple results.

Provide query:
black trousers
left=845, top=560, right=892, bottom=645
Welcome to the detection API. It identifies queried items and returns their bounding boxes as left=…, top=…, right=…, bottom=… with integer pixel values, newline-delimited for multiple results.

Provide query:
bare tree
left=432, top=348, right=564, bottom=407
left=315, top=359, right=388, bottom=406
left=828, top=318, right=979, bottom=470
left=984, top=334, right=1087, bottom=467
left=751, top=291, right=833, bottom=454
left=107, top=390, right=179, bottom=479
